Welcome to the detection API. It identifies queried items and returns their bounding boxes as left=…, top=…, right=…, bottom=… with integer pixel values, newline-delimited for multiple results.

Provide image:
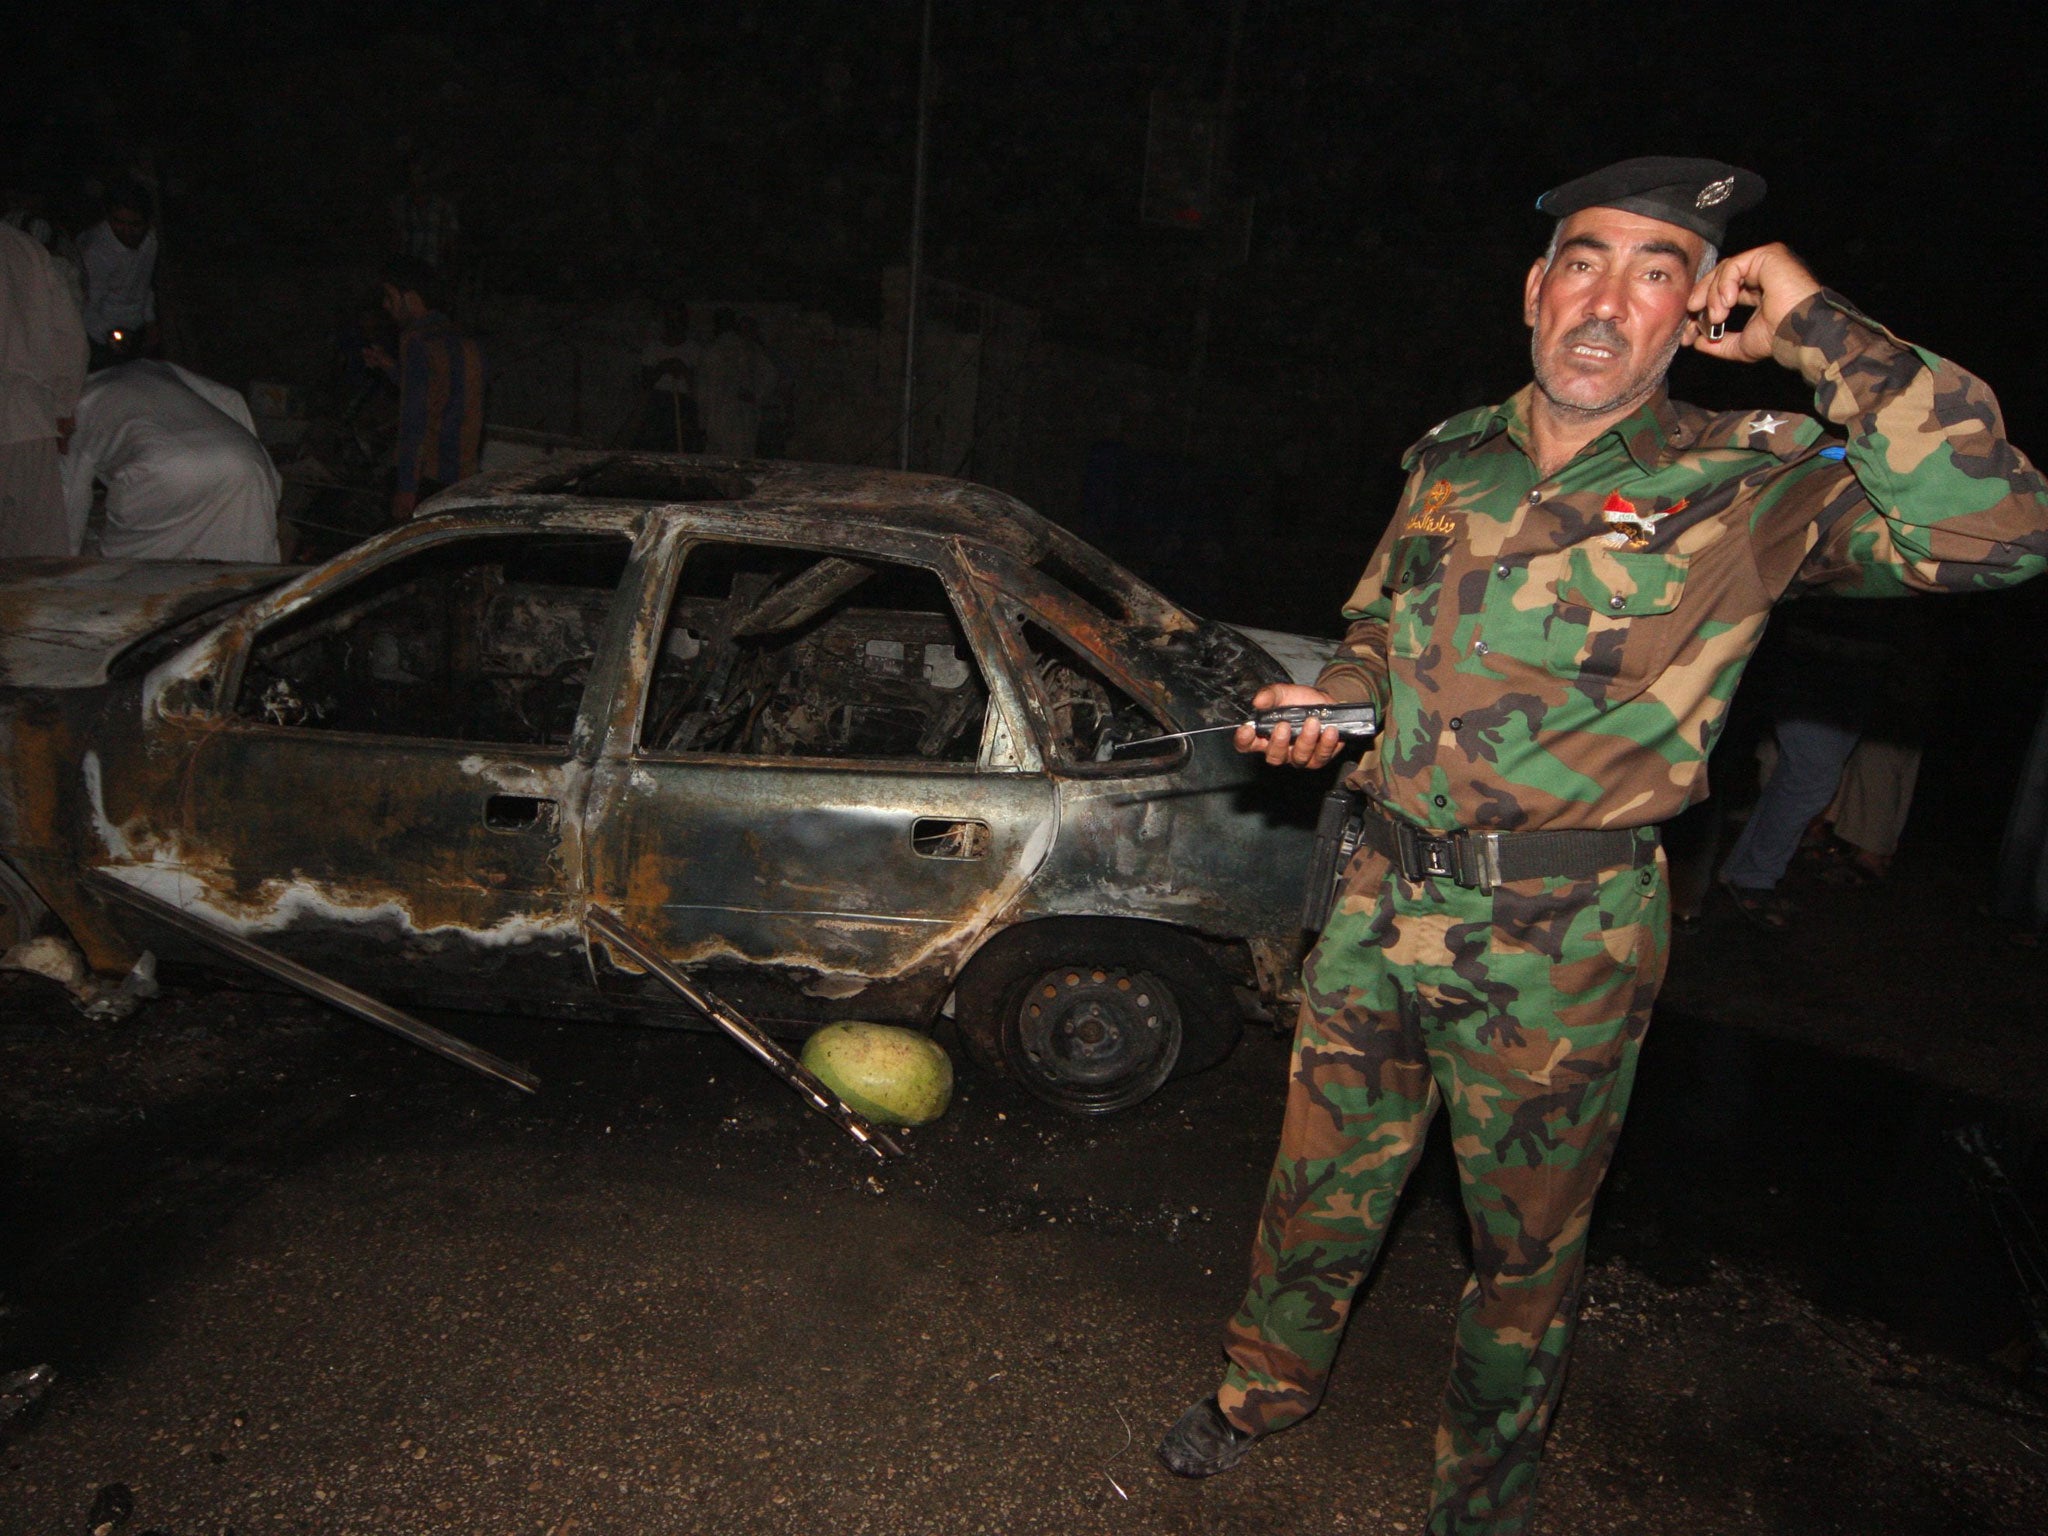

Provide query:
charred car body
left=0, top=456, right=1332, bottom=1111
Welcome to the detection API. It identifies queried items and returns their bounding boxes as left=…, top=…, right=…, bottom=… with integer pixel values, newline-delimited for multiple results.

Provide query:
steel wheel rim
left=1012, top=964, right=1181, bottom=1111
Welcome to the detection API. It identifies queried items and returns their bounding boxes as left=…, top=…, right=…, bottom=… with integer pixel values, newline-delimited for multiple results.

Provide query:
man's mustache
left=1560, top=318, right=1628, bottom=353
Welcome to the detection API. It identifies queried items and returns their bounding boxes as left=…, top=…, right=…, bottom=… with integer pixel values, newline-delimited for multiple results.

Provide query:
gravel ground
left=3, top=855, right=2046, bottom=1535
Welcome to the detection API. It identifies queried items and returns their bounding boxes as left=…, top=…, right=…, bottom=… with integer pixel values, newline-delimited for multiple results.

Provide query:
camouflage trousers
left=1218, top=832, right=1667, bottom=1536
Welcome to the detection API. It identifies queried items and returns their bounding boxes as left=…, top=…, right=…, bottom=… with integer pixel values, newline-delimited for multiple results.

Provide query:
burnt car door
left=99, top=523, right=640, bottom=1011
left=581, top=523, right=1056, bottom=1027
left=954, top=540, right=1316, bottom=947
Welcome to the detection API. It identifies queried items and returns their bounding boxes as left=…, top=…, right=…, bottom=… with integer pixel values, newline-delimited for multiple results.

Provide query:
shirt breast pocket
left=1547, top=546, right=1690, bottom=695
left=1385, top=534, right=1452, bottom=660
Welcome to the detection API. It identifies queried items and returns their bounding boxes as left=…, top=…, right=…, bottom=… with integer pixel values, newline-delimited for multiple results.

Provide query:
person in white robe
left=0, top=222, right=89, bottom=558
left=696, top=311, right=779, bottom=460
left=78, top=185, right=160, bottom=356
left=61, top=361, right=281, bottom=562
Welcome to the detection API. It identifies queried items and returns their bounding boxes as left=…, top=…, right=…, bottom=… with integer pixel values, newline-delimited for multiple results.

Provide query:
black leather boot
left=1156, top=1396, right=1262, bottom=1477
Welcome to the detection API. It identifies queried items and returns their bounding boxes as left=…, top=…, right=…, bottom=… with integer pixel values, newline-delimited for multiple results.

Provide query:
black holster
left=1302, top=782, right=1365, bottom=934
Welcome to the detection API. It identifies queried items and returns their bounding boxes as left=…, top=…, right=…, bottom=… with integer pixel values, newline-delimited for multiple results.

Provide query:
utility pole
left=1182, top=0, right=1248, bottom=455
left=898, top=0, right=935, bottom=471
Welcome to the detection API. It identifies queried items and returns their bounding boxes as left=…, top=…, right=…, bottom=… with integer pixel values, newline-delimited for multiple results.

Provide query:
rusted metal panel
left=0, top=559, right=289, bottom=688
left=585, top=755, right=1059, bottom=1023
left=580, top=518, right=1060, bottom=1025
left=2, top=453, right=1327, bottom=1062
left=77, top=525, right=645, bottom=1011
left=0, top=687, right=147, bottom=973
left=86, top=729, right=593, bottom=993
left=455, top=454, right=1061, bottom=562
left=1226, top=624, right=1340, bottom=687
left=92, top=870, right=541, bottom=1093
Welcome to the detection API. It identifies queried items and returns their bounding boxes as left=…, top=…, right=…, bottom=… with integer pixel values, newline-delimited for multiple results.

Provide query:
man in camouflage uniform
left=1157, top=157, right=2048, bottom=1533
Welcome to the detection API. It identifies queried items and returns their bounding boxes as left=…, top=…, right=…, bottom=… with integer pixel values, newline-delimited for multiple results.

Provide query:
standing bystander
left=1812, top=606, right=1937, bottom=884
left=696, top=309, right=778, bottom=459
left=630, top=302, right=704, bottom=452
left=78, top=179, right=159, bottom=369
left=3, top=185, right=85, bottom=311
left=362, top=257, right=485, bottom=522
left=1714, top=601, right=1904, bottom=927
left=0, top=221, right=89, bottom=558
left=391, top=158, right=460, bottom=273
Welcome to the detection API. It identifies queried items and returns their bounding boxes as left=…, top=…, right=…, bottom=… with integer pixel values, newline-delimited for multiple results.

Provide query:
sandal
left=1719, top=880, right=1792, bottom=931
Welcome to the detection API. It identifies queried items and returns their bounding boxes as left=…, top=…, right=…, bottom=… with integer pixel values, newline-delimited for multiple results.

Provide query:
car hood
left=0, top=558, right=295, bottom=689
left=1224, top=624, right=1339, bottom=687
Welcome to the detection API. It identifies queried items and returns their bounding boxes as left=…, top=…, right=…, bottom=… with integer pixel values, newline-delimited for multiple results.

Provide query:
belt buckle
left=1413, top=830, right=1456, bottom=882
left=1397, top=823, right=1502, bottom=892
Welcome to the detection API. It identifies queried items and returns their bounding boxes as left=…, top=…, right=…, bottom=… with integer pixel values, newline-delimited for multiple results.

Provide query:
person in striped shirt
left=363, top=256, right=484, bottom=521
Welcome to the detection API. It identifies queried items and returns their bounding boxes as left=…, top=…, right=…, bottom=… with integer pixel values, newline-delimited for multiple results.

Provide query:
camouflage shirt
left=1317, top=289, right=2048, bottom=834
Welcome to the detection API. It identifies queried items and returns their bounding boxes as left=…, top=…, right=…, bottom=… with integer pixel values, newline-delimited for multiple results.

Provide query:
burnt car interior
left=211, top=521, right=1179, bottom=769
left=231, top=532, right=632, bottom=747
left=640, top=541, right=990, bottom=762
left=1015, top=617, right=1174, bottom=767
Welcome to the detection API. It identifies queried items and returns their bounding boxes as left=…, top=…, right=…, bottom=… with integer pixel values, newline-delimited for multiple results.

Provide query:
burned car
left=0, top=456, right=1334, bottom=1112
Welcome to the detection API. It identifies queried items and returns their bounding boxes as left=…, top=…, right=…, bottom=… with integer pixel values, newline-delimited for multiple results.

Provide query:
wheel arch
left=951, top=913, right=1246, bottom=1097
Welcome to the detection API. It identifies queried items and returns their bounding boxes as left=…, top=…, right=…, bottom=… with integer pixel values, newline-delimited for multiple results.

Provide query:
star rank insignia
left=1747, top=412, right=1787, bottom=436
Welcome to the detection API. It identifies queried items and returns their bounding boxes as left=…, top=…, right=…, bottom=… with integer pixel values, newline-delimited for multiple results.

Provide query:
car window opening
left=642, top=541, right=988, bottom=764
left=232, top=532, right=632, bottom=747
left=1016, top=619, right=1174, bottom=766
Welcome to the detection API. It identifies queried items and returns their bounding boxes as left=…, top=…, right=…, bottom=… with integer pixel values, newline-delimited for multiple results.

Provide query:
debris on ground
left=0, top=1364, right=54, bottom=1431
left=85, top=1479, right=133, bottom=1534
left=1, top=938, right=158, bottom=1022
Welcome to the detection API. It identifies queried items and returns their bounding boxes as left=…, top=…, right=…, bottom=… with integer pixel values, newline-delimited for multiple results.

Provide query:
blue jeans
left=1718, top=717, right=1862, bottom=891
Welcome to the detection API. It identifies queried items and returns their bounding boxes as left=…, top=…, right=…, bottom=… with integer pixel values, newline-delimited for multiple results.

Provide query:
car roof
left=441, top=453, right=1058, bottom=563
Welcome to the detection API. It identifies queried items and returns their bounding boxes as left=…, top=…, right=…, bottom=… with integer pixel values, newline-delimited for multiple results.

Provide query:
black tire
left=954, top=918, right=1243, bottom=1114
left=0, top=859, right=49, bottom=951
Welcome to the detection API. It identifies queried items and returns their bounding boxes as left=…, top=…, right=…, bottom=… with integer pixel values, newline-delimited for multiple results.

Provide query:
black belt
left=1356, top=801, right=1652, bottom=893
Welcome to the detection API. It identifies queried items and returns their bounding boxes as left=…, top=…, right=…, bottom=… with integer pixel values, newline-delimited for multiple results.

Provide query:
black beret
left=1535, top=156, right=1765, bottom=247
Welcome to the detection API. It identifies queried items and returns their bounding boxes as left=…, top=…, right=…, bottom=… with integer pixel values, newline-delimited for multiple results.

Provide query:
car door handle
left=485, top=794, right=557, bottom=832
left=912, top=818, right=991, bottom=859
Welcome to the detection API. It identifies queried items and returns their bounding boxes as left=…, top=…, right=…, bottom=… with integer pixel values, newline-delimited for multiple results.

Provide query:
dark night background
left=13, top=3, right=2044, bottom=479
left=11, top=0, right=2048, bottom=828
left=12, top=10, right=2048, bottom=1530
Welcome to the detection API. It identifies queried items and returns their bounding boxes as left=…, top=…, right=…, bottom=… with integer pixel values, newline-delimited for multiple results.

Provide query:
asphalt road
left=4, top=870, right=2047, bottom=1535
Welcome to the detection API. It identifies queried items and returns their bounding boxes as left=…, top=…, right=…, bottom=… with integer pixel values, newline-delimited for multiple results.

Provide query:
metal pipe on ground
left=585, top=906, right=902, bottom=1162
left=86, top=871, right=540, bottom=1095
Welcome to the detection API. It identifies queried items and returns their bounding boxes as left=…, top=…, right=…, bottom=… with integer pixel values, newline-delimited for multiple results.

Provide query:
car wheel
left=0, top=859, right=50, bottom=951
left=954, top=919, right=1243, bottom=1114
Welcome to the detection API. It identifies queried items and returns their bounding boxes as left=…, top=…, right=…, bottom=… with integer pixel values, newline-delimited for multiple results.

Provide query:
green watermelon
left=800, top=1022, right=954, bottom=1126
